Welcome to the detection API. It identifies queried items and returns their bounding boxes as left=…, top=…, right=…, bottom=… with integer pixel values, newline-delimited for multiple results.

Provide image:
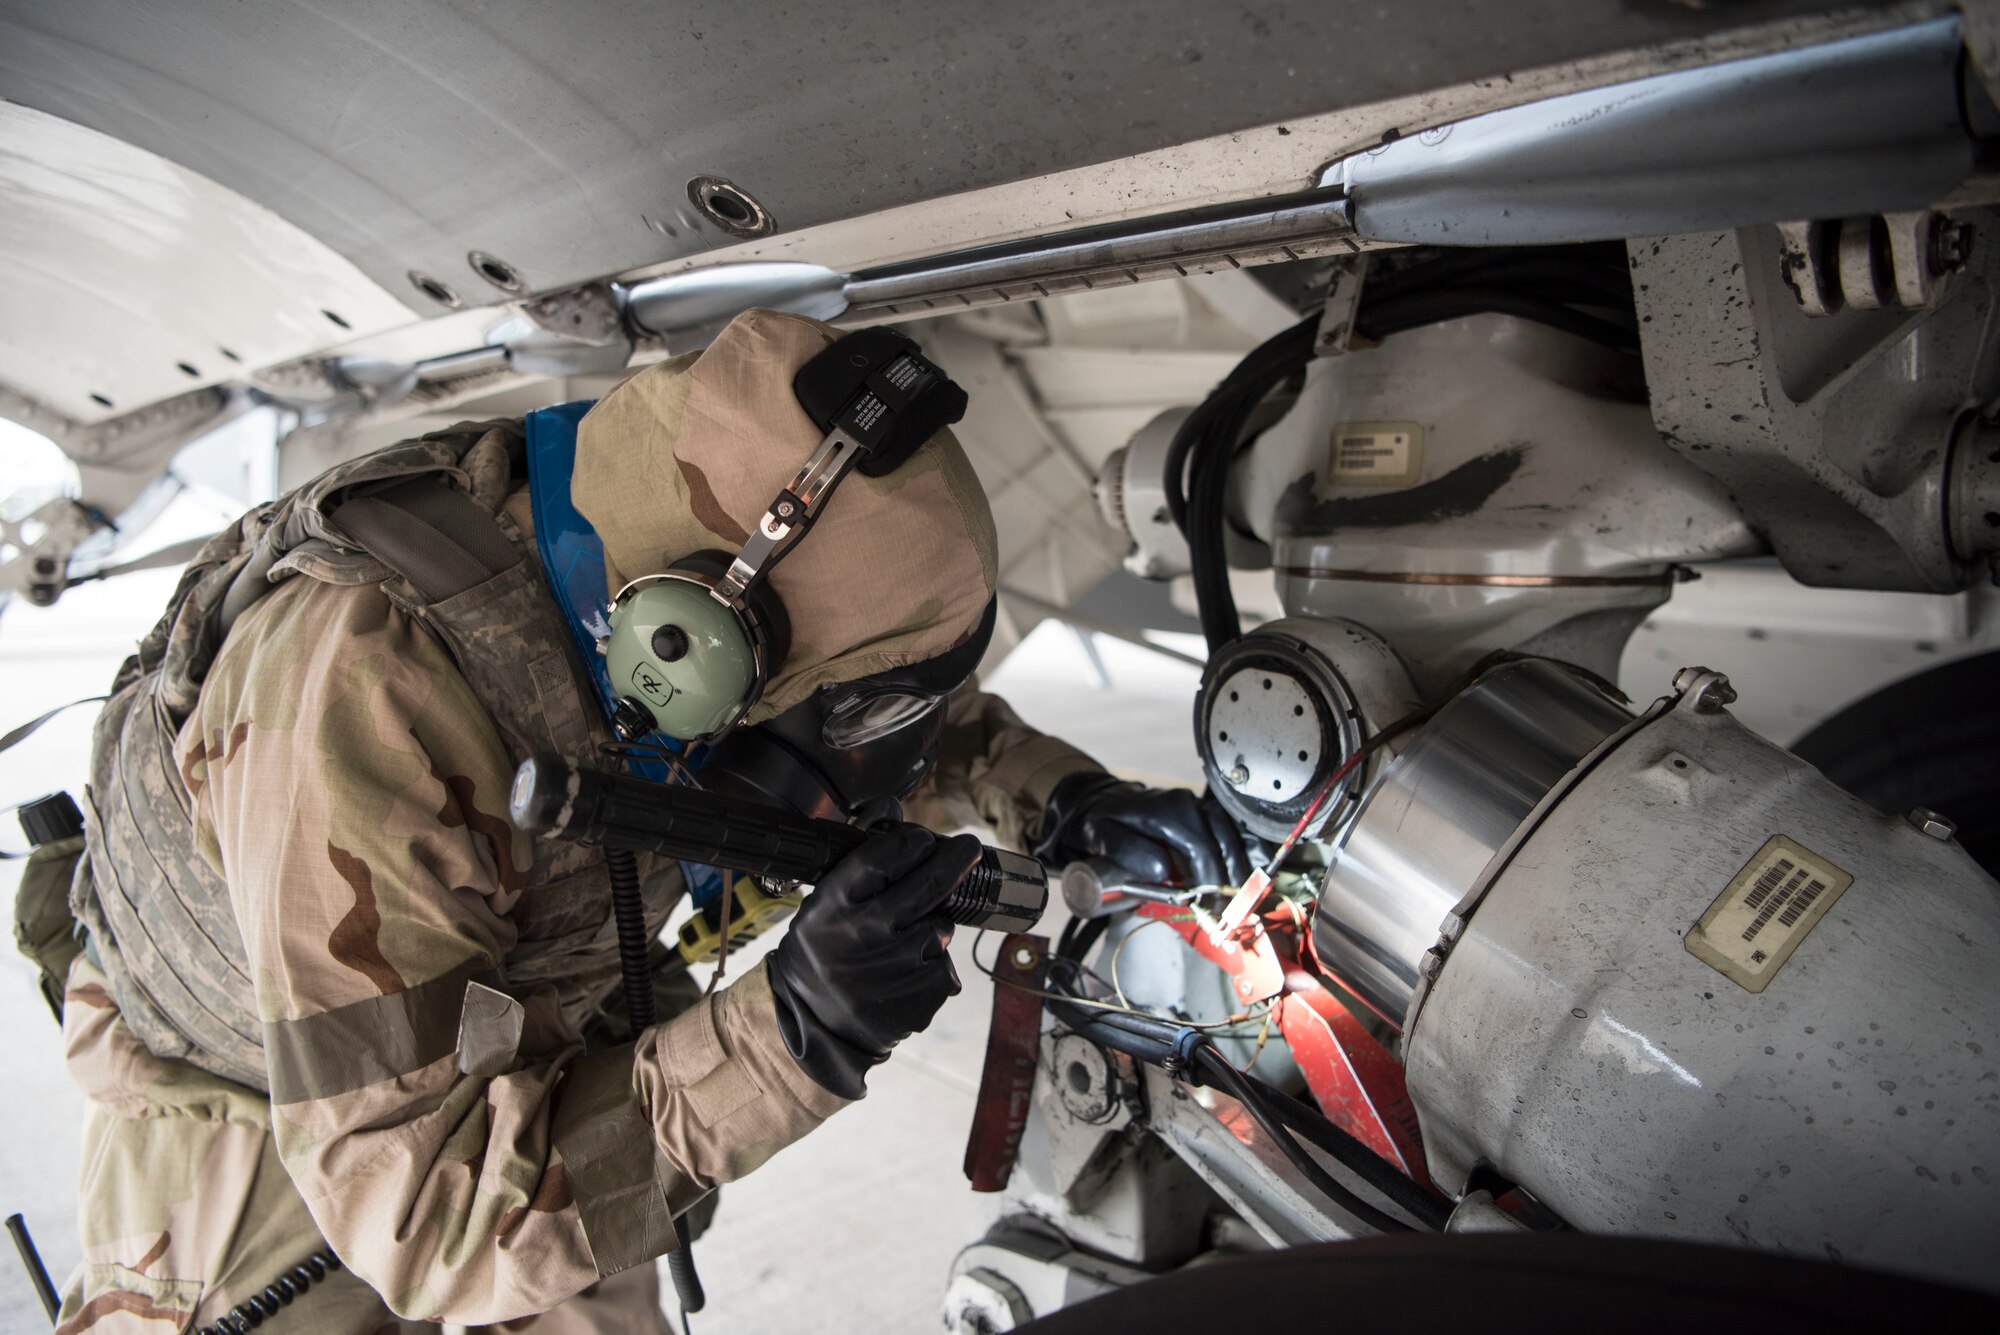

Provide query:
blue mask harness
left=522, top=401, right=728, bottom=910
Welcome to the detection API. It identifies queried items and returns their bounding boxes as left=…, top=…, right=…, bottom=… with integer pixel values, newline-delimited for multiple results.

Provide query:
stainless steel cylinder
left=1403, top=683, right=2000, bottom=1292
left=1311, top=659, right=1631, bottom=1027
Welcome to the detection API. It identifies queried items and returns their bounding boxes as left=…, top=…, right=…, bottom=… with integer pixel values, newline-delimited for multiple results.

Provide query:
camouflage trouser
left=55, top=956, right=673, bottom=1335
left=59, top=1111, right=674, bottom=1335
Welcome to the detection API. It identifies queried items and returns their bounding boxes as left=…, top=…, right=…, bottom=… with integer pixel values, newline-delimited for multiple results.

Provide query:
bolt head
left=1929, top=216, right=1974, bottom=275
left=1675, top=666, right=1737, bottom=713
left=1226, top=763, right=1250, bottom=788
left=1908, top=807, right=1957, bottom=841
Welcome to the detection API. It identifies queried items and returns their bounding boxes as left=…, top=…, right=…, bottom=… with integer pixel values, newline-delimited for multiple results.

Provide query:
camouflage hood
left=571, top=309, right=998, bottom=725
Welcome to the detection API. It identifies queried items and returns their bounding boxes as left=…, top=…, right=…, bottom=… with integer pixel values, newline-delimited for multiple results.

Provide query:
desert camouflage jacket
left=64, top=421, right=1100, bottom=1322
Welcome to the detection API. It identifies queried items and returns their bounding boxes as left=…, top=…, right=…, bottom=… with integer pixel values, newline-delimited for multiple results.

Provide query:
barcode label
left=1777, top=879, right=1827, bottom=927
left=1686, top=835, right=1853, bottom=994
left=1738, top=858, right=1794, bottom=915
left=1740, top=864, right=1817, bottom=944
left=1325, top=421, right=1422, bottom=488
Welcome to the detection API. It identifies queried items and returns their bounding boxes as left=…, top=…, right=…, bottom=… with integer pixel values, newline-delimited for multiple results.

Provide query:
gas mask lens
left=820, top=687, right=947, bottom=748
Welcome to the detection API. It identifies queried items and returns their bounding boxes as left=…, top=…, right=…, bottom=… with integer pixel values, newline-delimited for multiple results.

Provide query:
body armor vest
left=73, top=420, right=673, bottom=1091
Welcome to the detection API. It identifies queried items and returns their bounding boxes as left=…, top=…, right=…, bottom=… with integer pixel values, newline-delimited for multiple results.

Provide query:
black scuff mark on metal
left=1276, top=446, right=1528, bottom=533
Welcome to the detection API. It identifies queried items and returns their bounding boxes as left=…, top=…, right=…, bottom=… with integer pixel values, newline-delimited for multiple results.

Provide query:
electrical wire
left=1256, top=704, right=1437, bottom=882
left=1031, top=865, right=1457, bottom=1233
left=1105, top=908, right=1220, bottom=1013
left=603, top=810, right=707, bottom=1318
left=1026, top=973, right=1441, bottom=1234
left=972, top=930, right=1274, bottom=1034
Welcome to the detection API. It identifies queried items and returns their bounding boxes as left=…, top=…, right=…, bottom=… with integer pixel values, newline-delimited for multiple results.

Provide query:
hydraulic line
left=1201, top=1050, right=1452, bottom=1231
left=1191, top=1047, right=1415, bottom=1236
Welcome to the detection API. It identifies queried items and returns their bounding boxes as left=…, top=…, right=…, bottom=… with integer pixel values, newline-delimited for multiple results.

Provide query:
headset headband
left=711, top=327, right=968, bottom=608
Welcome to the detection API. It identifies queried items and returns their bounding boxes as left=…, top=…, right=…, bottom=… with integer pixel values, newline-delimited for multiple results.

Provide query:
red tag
left=963, top=932, right=1049, bottom=1192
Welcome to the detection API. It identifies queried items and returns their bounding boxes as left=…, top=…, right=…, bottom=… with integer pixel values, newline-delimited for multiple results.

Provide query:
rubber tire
left=1789, top=651, right=2000, bottom=875
left=1016, top=1234, right=1997, bottom=1334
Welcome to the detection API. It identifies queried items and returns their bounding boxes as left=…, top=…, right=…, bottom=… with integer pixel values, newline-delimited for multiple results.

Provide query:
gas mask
left=698, top=597, right=996, bottom=824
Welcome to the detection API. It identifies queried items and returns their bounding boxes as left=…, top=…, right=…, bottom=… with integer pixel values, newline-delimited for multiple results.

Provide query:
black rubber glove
left=1034, top=772, right=1253, bottom=890
left=766, top=826, right=980, bottom=1099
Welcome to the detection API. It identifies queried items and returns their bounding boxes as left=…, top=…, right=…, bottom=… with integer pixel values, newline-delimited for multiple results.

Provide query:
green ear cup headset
left=602, top=327, right=970, bottom=743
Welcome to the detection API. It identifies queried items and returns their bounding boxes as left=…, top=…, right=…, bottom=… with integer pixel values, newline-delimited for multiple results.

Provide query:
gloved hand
left=766, top=826, right=980, bottom=1098
left=1034, top=772, right=1252, bottom=890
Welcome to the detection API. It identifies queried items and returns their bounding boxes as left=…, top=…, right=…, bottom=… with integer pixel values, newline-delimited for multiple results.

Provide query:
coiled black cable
left=667, top=1216, right=706, bottom=1315
left=194, top=1248, right=341, bottom=1335
left=604, top=848, right=657, bottom=1031
left=604, top=846, right=708, bottom=1318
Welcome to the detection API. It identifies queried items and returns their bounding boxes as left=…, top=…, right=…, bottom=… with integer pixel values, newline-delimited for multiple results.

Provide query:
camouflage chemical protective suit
left=49, top=312, right=1103, bottom=1333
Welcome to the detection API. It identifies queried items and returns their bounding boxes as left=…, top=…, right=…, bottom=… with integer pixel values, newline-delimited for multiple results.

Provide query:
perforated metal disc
left=1207, top=668, right=1322, bottom=803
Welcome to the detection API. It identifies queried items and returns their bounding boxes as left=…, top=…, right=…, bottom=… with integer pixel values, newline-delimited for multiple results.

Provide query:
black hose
left=605, top=848, right=707, bottom=1315
left=1177, top=315, right=1320, bottom=652
left=1056, top=913, right=1110, bottom=966
left=1360, top=243, right=1630, bottom=303
left=1210, top=1053, right=1452, bottom=1231
left=1043, top=996, right=1186, bottom=1068
left=1191, top=1048, right=1417, bottom=1235
left=1356, top=286, right=1638, bottom=352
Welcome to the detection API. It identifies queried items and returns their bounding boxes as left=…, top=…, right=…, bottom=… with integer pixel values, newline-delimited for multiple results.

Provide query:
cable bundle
left=1163, top=243, right=1640, bottom=656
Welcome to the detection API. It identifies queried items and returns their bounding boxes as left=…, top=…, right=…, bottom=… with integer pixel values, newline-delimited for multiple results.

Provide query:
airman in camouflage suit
left=50, top=311, right=1104, bottom=1333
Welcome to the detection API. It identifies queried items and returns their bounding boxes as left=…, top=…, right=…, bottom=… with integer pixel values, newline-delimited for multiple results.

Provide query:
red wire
left=1258, top=744, right=1368, bottom=880
left=1255, top=706, right=1438, bottom=883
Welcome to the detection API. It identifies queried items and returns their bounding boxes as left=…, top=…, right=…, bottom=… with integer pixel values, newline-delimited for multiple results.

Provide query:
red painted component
left=1140, top=902, right=1286, bottom=1004
left=1136, top=902, right=1433, bottom=1189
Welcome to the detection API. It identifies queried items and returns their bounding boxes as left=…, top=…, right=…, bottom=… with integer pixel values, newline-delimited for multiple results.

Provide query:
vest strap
left=330, top=477, right=520, bottom=602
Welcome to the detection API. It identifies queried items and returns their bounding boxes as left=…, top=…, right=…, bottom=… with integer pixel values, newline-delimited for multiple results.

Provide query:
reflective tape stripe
left=264, top=960, right=492, bottom=1104
left=552, top=1044, right=680, bottom=1276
